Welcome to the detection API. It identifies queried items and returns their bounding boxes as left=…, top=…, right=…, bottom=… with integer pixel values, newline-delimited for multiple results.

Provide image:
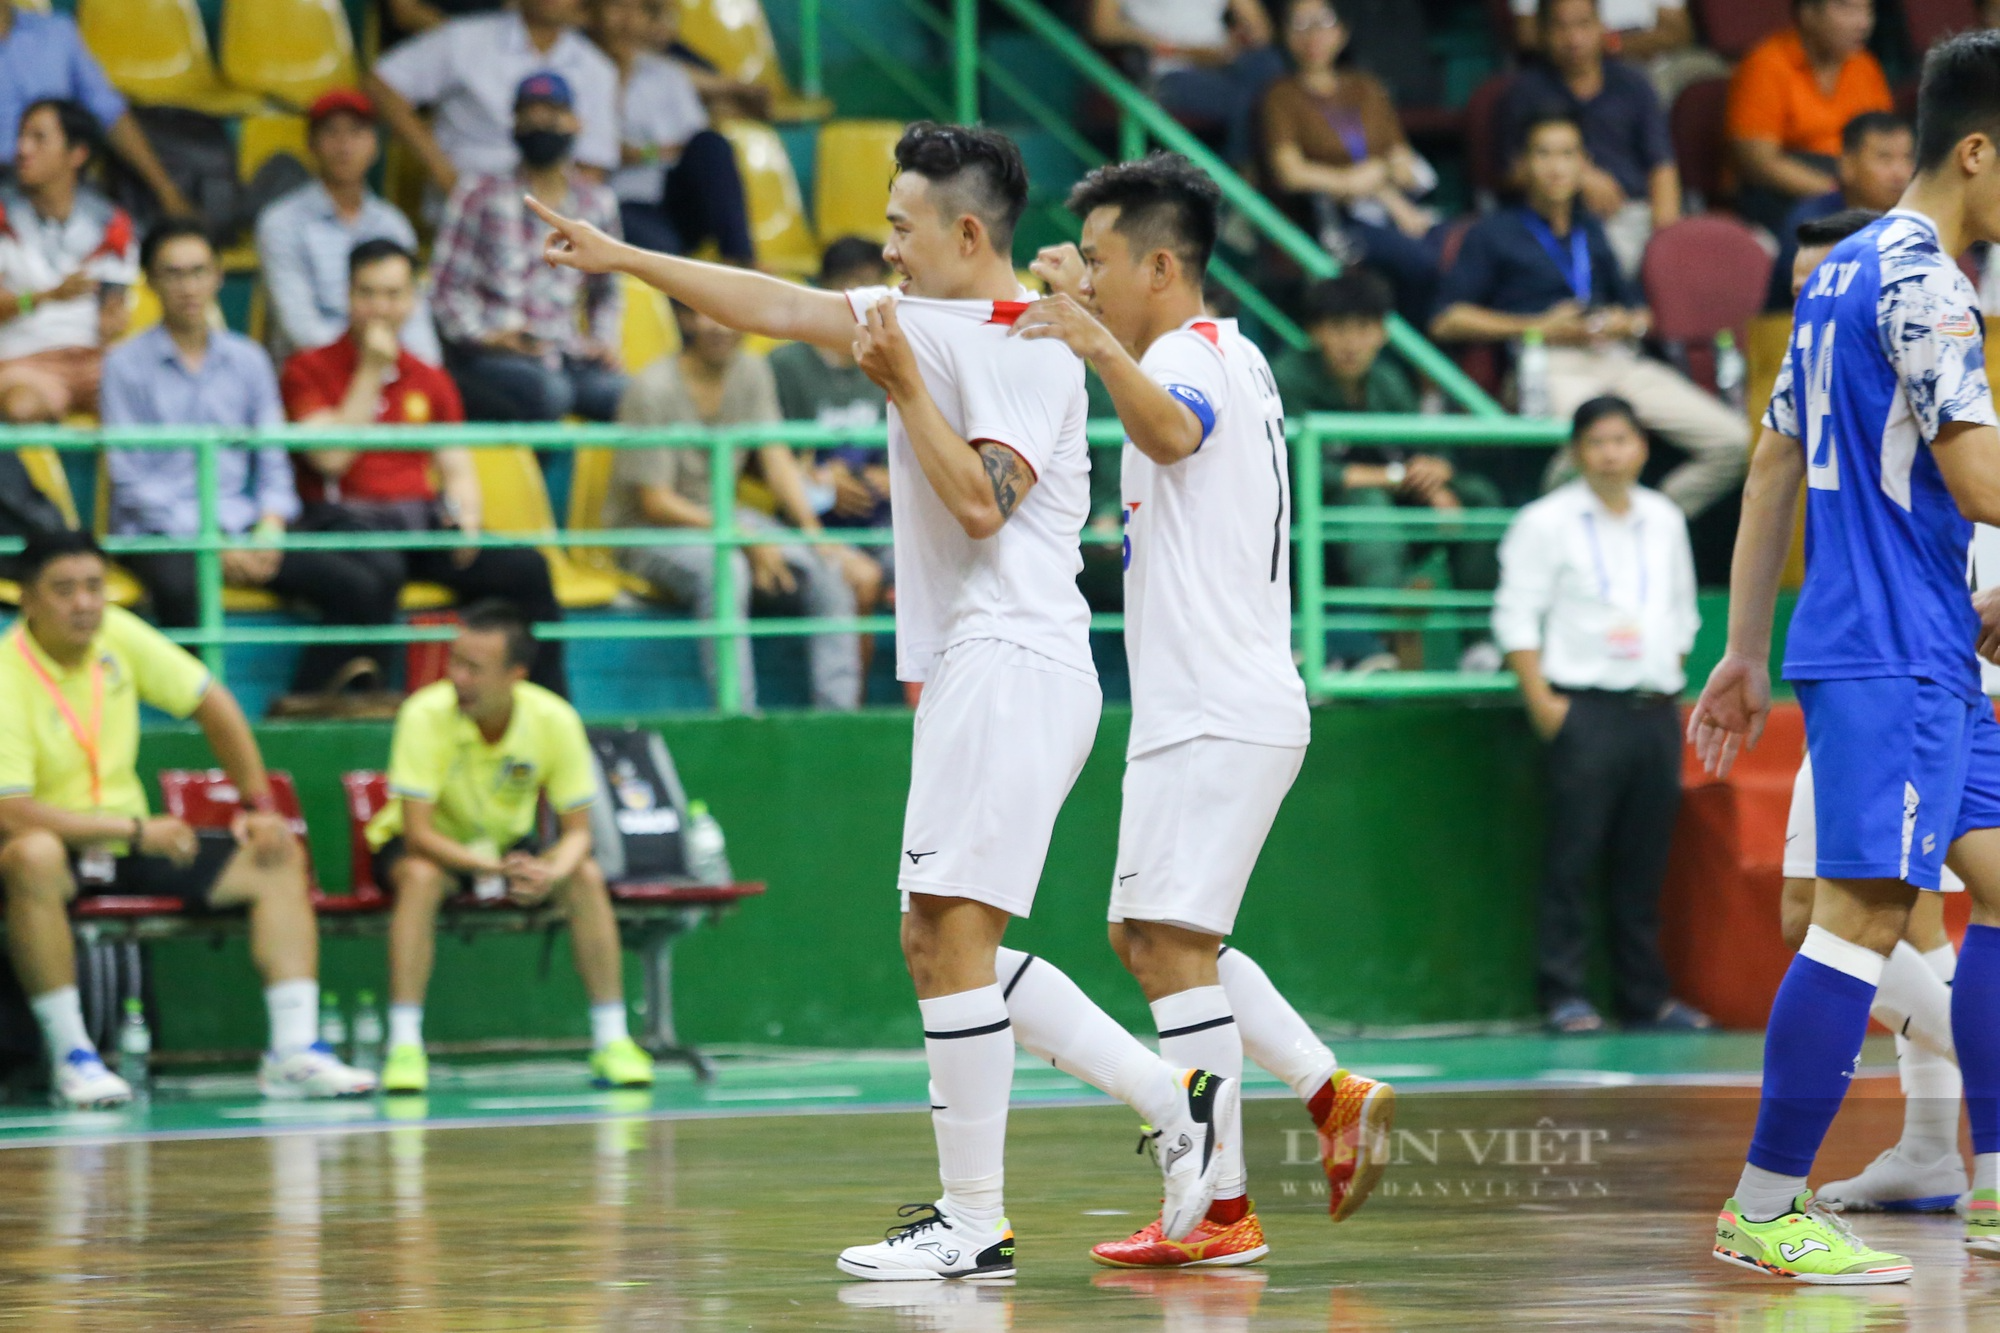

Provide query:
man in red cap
left=254, top=88, right=441, bottom=364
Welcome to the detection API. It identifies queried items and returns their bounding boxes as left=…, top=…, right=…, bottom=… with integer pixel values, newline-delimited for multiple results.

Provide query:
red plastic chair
left=1671, top=77, right=1734, bottom=209
left=1903, top=0, right=1979, bottom=51
left=339, top=770, right=393, bottom=908
left=1690, top=0, right=1791, bottom=59
left=1641, top=215, right=1773, bottom=394
left=1464, top=72, right=1516, bottom=201
left=157, top=768, right=388, bottom=914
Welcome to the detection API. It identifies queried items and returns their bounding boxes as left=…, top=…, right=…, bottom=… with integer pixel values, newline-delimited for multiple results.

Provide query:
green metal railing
left=1, top=413, right=1566, bottom=711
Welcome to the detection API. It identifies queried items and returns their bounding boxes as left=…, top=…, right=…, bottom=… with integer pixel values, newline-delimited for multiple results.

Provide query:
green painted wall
left=133, top=699, right=1547, bottom=1052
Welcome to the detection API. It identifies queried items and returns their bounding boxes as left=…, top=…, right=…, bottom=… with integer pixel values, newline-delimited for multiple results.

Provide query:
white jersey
left=844, top=286, right=1094, bottom=683
left=1122, top=317, right=1311, bottom=759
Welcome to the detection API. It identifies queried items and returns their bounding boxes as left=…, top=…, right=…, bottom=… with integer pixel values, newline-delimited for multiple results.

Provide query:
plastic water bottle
left=684, top=800, right=733, bottom=886
left=319, top=991, right=347, bottom=1059
left=117, top=997, right=151, bottom=1103
left=352, top=990, right=384, bottom=1074
left=1516, top=328, right=1551, bottom=418
left=1714, top=329, right=1746, bottom=411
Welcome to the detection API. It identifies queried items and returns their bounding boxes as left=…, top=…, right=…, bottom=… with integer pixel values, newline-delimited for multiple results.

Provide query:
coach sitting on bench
left=365, top=601, right=653, bottom=1095
left=0, top=531, right=376, bottom=1107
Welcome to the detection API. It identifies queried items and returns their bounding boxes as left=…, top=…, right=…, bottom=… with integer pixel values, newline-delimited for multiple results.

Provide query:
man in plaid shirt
left=432, top=71, right=625, bottom=422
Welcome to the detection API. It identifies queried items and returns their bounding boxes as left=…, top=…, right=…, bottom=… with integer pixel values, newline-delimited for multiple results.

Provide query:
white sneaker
left=258, top=1043, right=379, bottom=1100
left=1154, top=1069, right=1239, bottom=1241
left=836, top=1203, right=1016, bottom=1281
left=1816, top=1145, right=1967, bottom=1213
left=53, top=1049, right=132, bottom=1109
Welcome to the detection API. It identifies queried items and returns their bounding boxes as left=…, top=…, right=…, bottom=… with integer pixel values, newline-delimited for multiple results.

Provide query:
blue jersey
left=1770, top=210, right=1997, bottom=700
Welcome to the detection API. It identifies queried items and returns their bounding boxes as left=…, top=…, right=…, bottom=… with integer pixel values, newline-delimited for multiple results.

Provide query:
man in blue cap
left=429, top=70, right=626, bottom=423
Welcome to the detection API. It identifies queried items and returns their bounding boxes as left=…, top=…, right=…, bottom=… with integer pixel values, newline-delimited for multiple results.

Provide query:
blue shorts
left=1955, top=703, right=2000, bottom=843
left=1799, top=678, right=1981, bottom=890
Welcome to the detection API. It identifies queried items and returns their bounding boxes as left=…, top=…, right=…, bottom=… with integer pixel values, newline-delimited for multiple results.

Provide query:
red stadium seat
left=1903, top=0, right=1980, bottom=52
left=1670, top=77, right=1734, bottom=210
left=1464, top=72, right=1516, bottom=202
left=341, top=770, right=392, bottom=904
left=1690, top=0, right=1790, bottom=60
left=1641, top=214, right=1774, bottom=392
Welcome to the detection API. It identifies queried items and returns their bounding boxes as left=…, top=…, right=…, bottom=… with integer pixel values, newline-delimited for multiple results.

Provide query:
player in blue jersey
left=1688, top=30, right=2000, bottom=1282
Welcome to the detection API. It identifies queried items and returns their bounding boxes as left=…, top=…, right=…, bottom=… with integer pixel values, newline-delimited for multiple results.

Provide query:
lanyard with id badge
left=1583, top=511, right=1648, bottom=662
left=17, top=635, right=118, bottom=885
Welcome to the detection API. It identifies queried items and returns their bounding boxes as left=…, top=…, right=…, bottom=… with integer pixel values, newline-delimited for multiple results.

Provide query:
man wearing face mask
left=430, top=72, right=625, bottom=423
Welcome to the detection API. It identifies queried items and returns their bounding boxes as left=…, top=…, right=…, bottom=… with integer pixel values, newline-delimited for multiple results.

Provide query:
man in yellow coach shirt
left=366, top=600, right=652, bottom=1093
left=0, top=531, right=375, bottom=1107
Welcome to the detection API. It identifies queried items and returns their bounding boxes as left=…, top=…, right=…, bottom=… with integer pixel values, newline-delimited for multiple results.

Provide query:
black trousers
left=347, top=544, right=569, bottom=697
left=616, top=129, right=754, bottom=264
left=1538, top=689, right=1683, bottom=1018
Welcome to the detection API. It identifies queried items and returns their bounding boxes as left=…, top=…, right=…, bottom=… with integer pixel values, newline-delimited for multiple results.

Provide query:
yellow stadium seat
left=238, top=112, right=311, bottom=182
left=220, top=0, right=358, bottom=110
left=470, top=447, right=620, bottom=609
left=0, top=449, right=143, bottom=608
left=719, top=120, right=819, bottom=278
left=619, top=273, right=681, bottom=373
left=678, top=0, right=832, bottom=122
left=814, top=120, right=903, bottom=246
left=78, top=0, right=265, bottom=117
left=565, top=447, right=657, bottom=597
left=13, top=0, right=50, bottom=12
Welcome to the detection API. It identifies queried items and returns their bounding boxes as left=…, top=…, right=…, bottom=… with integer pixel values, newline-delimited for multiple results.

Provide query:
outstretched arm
left=528, top=196, right=856, bottom=352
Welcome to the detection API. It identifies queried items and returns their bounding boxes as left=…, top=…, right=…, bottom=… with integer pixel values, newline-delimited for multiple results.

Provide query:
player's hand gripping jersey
left=1770, top=210, right=1999, bottom=698
left=844, top=287, right=1094, bottom=683
left=1121, top=318, right=1310, bottom=759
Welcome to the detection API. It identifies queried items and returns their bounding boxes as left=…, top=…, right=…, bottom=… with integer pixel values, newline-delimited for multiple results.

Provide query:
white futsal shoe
left=258, top=1043, right=379, bottom=1100
left=1816, top=1145, right=1968, bottom=1214
left=53, top=1049, right=132, bottom=1109
left=1152, top=1069, right=1240, bottom=1241
left=836, top=1203, right=1016, bottom=1281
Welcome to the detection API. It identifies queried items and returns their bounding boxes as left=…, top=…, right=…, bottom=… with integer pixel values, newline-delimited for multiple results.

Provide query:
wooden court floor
left=0, top=1083, right=1995, bottom=1329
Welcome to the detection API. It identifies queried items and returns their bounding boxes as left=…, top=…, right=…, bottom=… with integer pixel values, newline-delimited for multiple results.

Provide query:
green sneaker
left=1969, top=1188, right=2000, bottom=1259
left=590, top=1038, right=655, bottom=1089
left=381, top=1043, right=428, bottom=1095
left=1714, top=1192, right=1912, bottom=1284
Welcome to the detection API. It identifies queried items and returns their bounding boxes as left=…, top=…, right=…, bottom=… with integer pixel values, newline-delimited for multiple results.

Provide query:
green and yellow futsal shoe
left=1714, top=1192, right=1912, bottom=1284
left=381, top=1042, right=429, bottom=1095
left=1968, top=1189, right=2000, bottom=1258
left=590, top=1038, right=656, bottom=1088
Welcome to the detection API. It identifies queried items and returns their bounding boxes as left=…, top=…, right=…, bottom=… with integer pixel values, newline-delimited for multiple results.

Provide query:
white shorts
left=1108, top=735, right=1305, bottom=936
left=1784, top=754, right=1965, bottom=891
left=899, top=638, right=1102, bottom=918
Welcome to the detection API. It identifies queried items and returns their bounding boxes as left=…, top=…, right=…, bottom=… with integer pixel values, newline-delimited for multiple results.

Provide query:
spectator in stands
left=281, top=239, right=570, bottom=697
left=384, top=0, right=506, bottom=40
left=0, top=530, right=376, bottom=1107
left=256, top=90, right=441, bottom=365
left=1277, top=270, right=1503, bottom=671
left=0, top=0, right=192, bottom=219
left=104, top=221, right=400, bottom=698
left=587, top=0, right=753, bottom=264
left=1493, top=396, right=1708, bottom=1035
left=431, top=73, right=626, bottom=423
left=646, top=0, right=773, bottom=122
left=1725, top=0, right=1891, bottom=232
left=611, top=302, right=861, bottom=713
left=1263, top=0, right=1441, bottom=325
left=1089, top=0, right=1287, bottom=165
left=1431, top=114, right=1747, bottom=518
left=1509, top=0, right=1726, bottom=105
left=769, top=237, right=892, bottom=611
left=1497, top=0, right=1681, bottom=279
left=1764, top=110, right=1911, bottom=310
left=0, top=99, right=134, bottom=424
left=366, top=602, right=655, bottom=1096
left=369, top=0, right=620, bottom=199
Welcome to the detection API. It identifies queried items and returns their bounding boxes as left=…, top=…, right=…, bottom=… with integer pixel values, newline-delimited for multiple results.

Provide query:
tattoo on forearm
left=979, top=443, right=1026, bottom=522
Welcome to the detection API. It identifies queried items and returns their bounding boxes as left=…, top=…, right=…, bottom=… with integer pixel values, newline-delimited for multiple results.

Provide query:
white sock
left=30, top=986, right=93, bottom=1065
left=1977, top=1152, right=1999, bottom=1195
left=1872, top=941, right=1955, bottom=1063
left=1734, top=1162, right=1807, bottom=1223
left=388, top=1004, right=424, bottom=1050
left=1894, top=1034, right=1962, bottom=1160
left=265, top=979, right=319, bottom=1056
left=1216, top=945, right=1339, bottom=1102
left=920, top=985, right=1014, bottom=1230
left=589, top=1002, right=630, bottom=1049
left=1152, top=985, right=1245, bottom=1200
left=993, top=948, right=1183, bottom=1128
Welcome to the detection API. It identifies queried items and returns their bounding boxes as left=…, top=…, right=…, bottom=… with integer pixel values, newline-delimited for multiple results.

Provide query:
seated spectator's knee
left=391, top=857, right=450, bottom=913
left=0, top=829, right=76, bottom=903
left=1, top=383, right=55, bottom=424
left=680, top=127, right=734, bottom=170
left=556, top=858, right=609, bottom=908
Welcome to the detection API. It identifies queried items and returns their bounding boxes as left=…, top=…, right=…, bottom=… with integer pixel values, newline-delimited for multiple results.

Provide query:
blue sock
left=1747, top=929, right=1882, bottom=1178
left=1954, top=923, right=2000, bottom=1158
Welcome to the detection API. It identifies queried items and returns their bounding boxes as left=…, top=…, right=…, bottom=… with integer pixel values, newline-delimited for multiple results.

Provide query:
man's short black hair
left=893, top=121, right=1030, bottom=255
left=1841, top=111, right=1909, bottom=155
left=459, top=599, right=537, bottom=670
left=1064, top=151, right=1222, bottom=280
left=140, top=218, right=213, bottom=274
left=1518, top=110, right=1585, bottom=156
left=19, top=97, right=99, bottom=168
left=1301, top=269, right=1394, bottom=325
left=818, top=234, right=888, bottom=288
left=18, top=530, right=105, bottom=585
left=1915, top=30, right=2000, bottom=172
left=1795, top=207, right=1880, bottom=248
left=1571, top=394, right=1642, bottom=442
left=349, top=236, right=417, bottom=278
left=1536, top=0, right=1596, bottom=28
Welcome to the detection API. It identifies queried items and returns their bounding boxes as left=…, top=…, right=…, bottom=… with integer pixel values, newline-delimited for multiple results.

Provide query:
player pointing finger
left=526, top=194, right=625, bottom=274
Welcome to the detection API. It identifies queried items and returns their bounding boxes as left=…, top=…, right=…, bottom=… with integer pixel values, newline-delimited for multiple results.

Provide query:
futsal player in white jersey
left=1010, top=153, right=1396, bottom=1268
left=528, top=123, right=1238, bottom=1282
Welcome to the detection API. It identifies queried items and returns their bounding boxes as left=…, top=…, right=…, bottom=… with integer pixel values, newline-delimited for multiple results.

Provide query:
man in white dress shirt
left=1494, top=393, right=1709, bottom=1034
